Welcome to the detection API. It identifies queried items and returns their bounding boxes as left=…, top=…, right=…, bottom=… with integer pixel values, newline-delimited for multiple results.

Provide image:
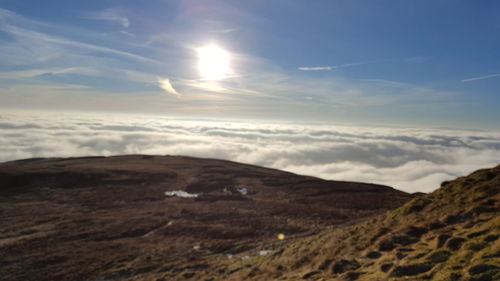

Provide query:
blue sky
left=0, top=0, right=499, bottom=129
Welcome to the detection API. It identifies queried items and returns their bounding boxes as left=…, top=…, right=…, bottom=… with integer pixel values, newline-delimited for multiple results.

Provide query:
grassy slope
left=0, top=155, right=412, bottom=281
left=215, top=165, right=500, bottom=281
left=0, top=157, right=497, bottom=281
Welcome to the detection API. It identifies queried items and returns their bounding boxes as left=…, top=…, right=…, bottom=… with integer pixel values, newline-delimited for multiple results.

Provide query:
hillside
left=0, top=155, right=412, bottom=281
left=215, top=165, right=500, bottom=281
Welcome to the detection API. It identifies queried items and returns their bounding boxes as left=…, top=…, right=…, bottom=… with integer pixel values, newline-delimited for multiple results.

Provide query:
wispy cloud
left=209, top=28, right=238, bottom=33
left=0, top=25, right=157, bottom=64
left=0, top=67, right=97, bottom=80
left=181, top=78, right=274, bottom=98
left=119, top=30, right=135, bottom=37
left=84, top=8, right=130, bottom=28
left=0, top=7, right=169, bottom=99
left=187, top=81, right=229, bottom=93
left=298, top=66, right=332, bottom=71
left=158, top=78, right=180, bottom=96
left=298, top=61, right=379, bottom=71
left=461, top=73, right=500, bottom=82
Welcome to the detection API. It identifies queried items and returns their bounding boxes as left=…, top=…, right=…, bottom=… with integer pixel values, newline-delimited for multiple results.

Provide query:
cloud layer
left=1, top=111, right=499, bottom=193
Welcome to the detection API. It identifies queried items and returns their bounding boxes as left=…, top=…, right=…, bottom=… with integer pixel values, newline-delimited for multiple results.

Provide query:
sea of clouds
left=1, top=110, right=499, bottom=193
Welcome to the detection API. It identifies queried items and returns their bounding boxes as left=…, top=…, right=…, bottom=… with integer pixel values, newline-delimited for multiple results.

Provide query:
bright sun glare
left=197, top=45, right=232, bottom=80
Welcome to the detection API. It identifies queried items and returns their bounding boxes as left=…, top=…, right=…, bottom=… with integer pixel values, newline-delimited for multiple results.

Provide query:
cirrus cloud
left=461, top=73, right=500, bottom=83
left=298, top=66, right=333, bottom=71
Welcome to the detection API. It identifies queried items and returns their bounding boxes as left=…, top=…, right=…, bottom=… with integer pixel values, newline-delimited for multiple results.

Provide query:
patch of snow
left=225, top=254, right=233, bottom=259
left=193, top=245, right=201, bottom=250
left=242, top=255, right=250, bottom=260
left=142, top=230, right=156, bottom=238
left=237, top=187, right=248, bottom=195
left=165, top=190, right=200, bottom=198
left=259, top=250, right=272, bottom=256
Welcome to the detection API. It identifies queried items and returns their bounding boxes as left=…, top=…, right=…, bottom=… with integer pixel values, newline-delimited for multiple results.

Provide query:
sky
left=0, top=0, right=499, bottom=128
left=1, top=1, right=499, bottom=192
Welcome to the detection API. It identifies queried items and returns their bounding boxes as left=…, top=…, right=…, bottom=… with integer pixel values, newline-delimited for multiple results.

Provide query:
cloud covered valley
left=1, top=110, right=499, bottom=193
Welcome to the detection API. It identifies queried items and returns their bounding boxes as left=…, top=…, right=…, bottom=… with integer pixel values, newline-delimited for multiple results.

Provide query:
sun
left=197, top=44, right=232, bottom=80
